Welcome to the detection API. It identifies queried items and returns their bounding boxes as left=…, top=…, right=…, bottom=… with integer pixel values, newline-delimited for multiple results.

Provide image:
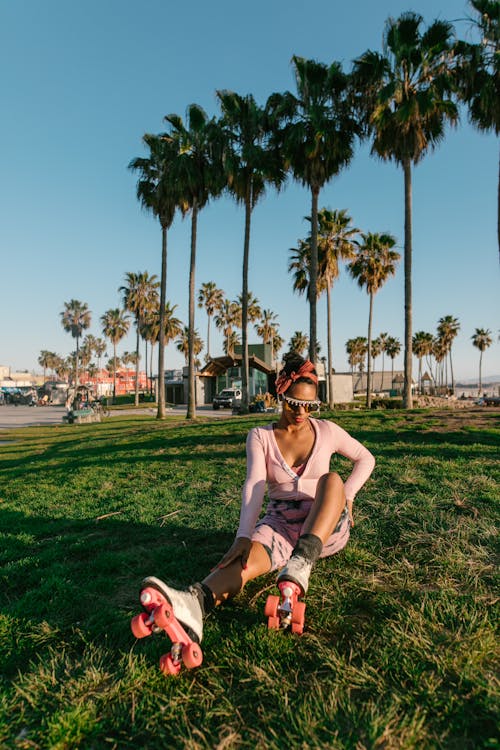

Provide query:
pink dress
left=236, top=418, right=375, bottom=569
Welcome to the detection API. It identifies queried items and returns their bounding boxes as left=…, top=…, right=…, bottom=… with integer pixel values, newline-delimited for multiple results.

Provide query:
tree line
left=42, top=3, right=498, bottom=415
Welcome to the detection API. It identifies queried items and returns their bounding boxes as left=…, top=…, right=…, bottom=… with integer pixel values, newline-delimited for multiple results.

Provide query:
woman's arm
left=217, top=428, right=267, bottom=569
left=236, top=428, right=267, bottom=538
left=329, top=421, right=375, bottom=503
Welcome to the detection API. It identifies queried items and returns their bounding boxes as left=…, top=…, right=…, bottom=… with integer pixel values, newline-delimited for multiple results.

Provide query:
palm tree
left=224, top=330, right=241, bottom=357
left=348, top=233, right=400, bottom=407
left=255, top=309, right=278, bottom=353
left=217, top=91, right=284, bottom=411
left=129, top=133, right=179, bottom=419
left=38, top=350, right=52, bottom=383
left=433, top=335, right=448, bottom=391
left=346, top=337, right=368, bottom=389
left=165, top=105, right=225, bottom=419
left=101, top=308, right=130, bottom=401
left=456, top=1, right=500, bottom=257
left=437, top=315, right=461, bottom=392
left=385, top=336, right=401, bottom=387
left=377, top=332, right=389, bottom=391
left=60, top=300, right=91, bottom=386
left=290, top=208, right=358, bottom=407
left=353, top=12, right=458, bottom=408
left=176, top=326, right=204, bottom=367
left=289, top=331, right=309, bottom=356
left=120, top=271, right=159, bottom=406
left=237, top=292, right=261, bottom=328
left=198, top=282, right=224, bottom=360
left=93, top=338, right=107, bottom=378
left=268, top=56, right=359, bottom=364
left=413, top=331, right=434, bottom=393
left=142, top=301, right=183, bottom=399
left=215, top=299, right=242, bottom=356
left=371, top=337, right=383, bottom=383
left=471, top=327, right=493, bottom=394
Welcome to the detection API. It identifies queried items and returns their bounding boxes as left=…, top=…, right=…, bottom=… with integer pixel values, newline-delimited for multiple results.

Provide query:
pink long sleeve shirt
left=236, top=418, right=375, bottom=539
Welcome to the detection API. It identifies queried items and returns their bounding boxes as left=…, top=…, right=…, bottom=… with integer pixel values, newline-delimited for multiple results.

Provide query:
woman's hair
left=275, top=352, right=318, bottom=394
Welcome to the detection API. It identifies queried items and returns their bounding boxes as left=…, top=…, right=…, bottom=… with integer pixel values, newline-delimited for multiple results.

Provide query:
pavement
left=0, top=403, right=236, bottom=433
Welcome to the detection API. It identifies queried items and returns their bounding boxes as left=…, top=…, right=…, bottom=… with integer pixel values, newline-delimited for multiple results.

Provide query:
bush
left=370, top=398, right=403, bottom=409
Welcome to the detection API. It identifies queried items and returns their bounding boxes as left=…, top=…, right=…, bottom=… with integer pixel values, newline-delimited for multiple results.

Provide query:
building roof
left=199, top=355, right=275, bottom=377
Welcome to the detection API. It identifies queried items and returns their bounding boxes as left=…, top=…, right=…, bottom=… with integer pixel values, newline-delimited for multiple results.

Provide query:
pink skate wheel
left=182, top=642, right=203, bottom=669
left=131, top=612, right=153, bottom=638
left=267, top=616, right=280, bottom=630
left=264, top=595, right=279, bottom=618
left=160, top=653, right=181, bottom=676
left=291, top=601, right=306, bottom=634
left=154, top=603, right=171, bottom=630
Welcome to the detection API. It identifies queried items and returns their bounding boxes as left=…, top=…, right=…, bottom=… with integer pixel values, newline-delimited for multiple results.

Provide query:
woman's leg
left=202, top=541, right=272, bottom=606
left=301, top=472, right=346, bottom=542
left=277, top=472, right=346, bottom=594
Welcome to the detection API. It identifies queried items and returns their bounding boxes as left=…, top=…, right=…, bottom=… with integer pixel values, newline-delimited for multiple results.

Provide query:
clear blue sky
left=1, top=0, right=498, bottom=382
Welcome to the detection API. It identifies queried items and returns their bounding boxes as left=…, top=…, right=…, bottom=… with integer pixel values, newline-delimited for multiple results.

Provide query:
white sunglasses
left=282, top=394, right=321, bottom=413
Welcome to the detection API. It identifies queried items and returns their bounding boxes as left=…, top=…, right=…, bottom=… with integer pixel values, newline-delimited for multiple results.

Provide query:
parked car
left=213, top=388, right=242, bottom=410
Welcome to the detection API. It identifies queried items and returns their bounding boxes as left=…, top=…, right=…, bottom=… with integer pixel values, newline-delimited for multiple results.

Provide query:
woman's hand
left=216, top=536, right=252, bottom=570
left=347, top=499, right=354, bottom=528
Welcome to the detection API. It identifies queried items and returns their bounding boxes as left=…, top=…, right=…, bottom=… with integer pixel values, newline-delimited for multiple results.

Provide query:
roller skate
left=264, top=555, right=312, bottom=635
left=131, top=576, right=203, bottom=676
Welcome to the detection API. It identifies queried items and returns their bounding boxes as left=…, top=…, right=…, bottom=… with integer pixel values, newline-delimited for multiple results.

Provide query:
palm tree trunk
left=449, top=349, right=455, bottom=395
left=403, top=158, right=413, bottom=409
left=75, top=337, right=80, bottom=387
left=478, top=350, right=483, bottom=396
left=366, top=292, right=374, bottom=409
left=418, top=357, right=422, bottom=394
left=157, top=224, right=168, bottom=419
left=381, top=352, right=385, bottom=394
left=309, top=186, right=319, bottom=363
left=326, top=284, right=334, bottom=409
left=134, top=324, right=140, bottom=407
left=113, top=342, right=117, bottom=401
left=241, top=186, right=252, bottom=413
left=187, top=201, right=198, bottom=420
left=207, top=314, right=211, bottom=360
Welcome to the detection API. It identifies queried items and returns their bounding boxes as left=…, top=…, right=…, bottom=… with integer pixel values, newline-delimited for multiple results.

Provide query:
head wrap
left=275, top=360, right=318, bottom=395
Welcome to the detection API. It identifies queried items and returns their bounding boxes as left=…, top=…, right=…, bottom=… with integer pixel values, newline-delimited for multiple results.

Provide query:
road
left=0, top=403, right=237, bottom=432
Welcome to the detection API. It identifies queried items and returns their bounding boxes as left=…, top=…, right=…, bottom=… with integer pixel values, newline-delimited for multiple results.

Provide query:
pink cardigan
left=236, top=418, right=375, bottom=539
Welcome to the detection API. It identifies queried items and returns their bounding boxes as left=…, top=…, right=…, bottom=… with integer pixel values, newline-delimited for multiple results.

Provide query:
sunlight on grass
left=0, top=409, right=498, bottom=748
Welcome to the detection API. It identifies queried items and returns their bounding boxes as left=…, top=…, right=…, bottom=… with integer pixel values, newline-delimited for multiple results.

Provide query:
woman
left=141, top=355, right=375, bottom=645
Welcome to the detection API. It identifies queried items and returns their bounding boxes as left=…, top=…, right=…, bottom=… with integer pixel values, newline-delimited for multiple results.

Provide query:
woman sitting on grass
left=142, top=353, right=375, bottom=644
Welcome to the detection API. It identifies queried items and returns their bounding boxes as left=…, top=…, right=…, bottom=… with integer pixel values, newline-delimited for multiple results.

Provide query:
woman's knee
left=317, top=471, right=344, bottom=496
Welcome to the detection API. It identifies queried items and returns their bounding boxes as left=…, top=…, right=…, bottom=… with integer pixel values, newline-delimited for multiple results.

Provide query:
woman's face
left=281, top=381, right=319, bottom=427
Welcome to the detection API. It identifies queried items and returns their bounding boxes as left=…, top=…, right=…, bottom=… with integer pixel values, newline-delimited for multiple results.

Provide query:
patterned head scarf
left=275, top=360, right=318, bottom=395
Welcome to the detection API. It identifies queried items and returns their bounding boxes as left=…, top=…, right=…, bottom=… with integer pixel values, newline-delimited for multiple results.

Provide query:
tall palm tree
left=437, top=315, right=461, bottom=392
left=353, top=12, right=458, bottom=408
left=471, top=327, right=493, bottom=394
left=371, top=337, right=383, bottom=382
left=289, top=331, right=309, bottom=356
left=456, top=1, right=499, bottom=257
left=289, top=208, right=358, bottom=407
left=141, top=301, right=183, bottom=397
left=176, top=327, right=204, bottom=366
left=165, top=105, right=225, bottom=419
left=268, top=56, right=359, bottom=364
left=385, top=336, right=402, bottom=386
left=217, top=91, right=284, bottom=411
left=60, top=300, right=91, bottom=386
left=120, top=271, right=159, bottom=406
left=100, top=308, right=130, bottom=401
left=377, top=332, right=389, bottom=391
left=224, top=330, right=241, bottom=357
left=413, top=331, right=434, bottom=393
left=198, top=281, right=224, bottom=359
left=348, top=232, right=400, bottom=407
left=346, top=337, right=368, bottom=389
left=255, top=309, right=278, bottom=352
left=38, top=350, right=52, bottom=383
left=93, top=338, right=107, bottom=378
left=129, top=133, right=179, bottom=419
left=215, top=299, right=242, bottom=356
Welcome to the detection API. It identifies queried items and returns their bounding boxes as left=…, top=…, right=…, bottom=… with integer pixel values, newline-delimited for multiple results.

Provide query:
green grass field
left=1, top=408, right=498, bottom=749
